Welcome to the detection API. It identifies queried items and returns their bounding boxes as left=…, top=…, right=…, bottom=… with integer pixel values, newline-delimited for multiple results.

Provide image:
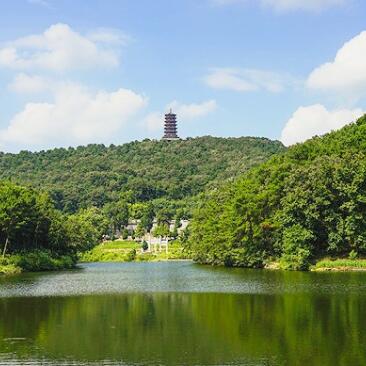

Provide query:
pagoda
left=162, top=110, right=180, bottom=140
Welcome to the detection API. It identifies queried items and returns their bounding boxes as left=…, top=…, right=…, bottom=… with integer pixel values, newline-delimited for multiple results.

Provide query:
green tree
left=135, top=223, right=146, bottom=239
left=188, top=114, right=366, bottom=269
left=104, top=200, right=129, bottom=235
left=140, top=204, right=154, bottom=232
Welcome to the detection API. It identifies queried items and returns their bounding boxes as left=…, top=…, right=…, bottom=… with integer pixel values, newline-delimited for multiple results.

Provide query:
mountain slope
left=0, top=136, right=285, bottom=213
left=188, top=115, right=366, bottom=270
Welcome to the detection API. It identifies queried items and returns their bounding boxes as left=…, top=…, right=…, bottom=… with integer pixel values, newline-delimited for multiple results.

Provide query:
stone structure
left=162, top=110, right=179, bottom=140
left=126, top=219, right=189, bottom=235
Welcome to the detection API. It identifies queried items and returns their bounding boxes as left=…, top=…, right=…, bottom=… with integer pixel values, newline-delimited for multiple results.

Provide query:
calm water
left=1, top=261, right=366, bottom=366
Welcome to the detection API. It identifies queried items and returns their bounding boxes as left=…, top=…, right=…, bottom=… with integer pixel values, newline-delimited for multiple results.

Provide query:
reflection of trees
left=0, top=292, right=366, bottom=365
left=190, top=293, right=366, bottom=365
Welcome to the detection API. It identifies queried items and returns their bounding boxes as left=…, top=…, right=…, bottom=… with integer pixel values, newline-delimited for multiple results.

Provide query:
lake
left=0, top=261, right=366, bottom=365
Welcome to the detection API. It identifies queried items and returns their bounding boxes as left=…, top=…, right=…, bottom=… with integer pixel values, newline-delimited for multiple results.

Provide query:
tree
left=153, top=224, right=170, bottom=238
left=140, top=204, right=154, bottom=232
left=65, top=209, right=105, bottom=253
left=135, top=224, right=146, bottom=239
left=103, top=200, right=129, bottom=235
left=0, top=182, right=38, bottom=256
left=121, top=228, right=129, bottom=240
left=173, top=209, right=184, bottom=231
left=188, top=114, right=366, bottom=269
left=0, top=137, right=284, bottom=216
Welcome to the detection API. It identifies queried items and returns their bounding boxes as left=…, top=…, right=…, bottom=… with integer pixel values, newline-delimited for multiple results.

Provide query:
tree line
left=188, top=115, right=366, bottom=270
left=0, top=180, right=187, bottom=259
left=0, top=136, right=284, bottom=217
left=0, top=181, right=109, bottom=258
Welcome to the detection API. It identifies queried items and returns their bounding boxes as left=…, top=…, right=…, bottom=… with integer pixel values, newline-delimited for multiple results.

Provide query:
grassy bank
left=0, top=262, right=22, bottom=275
left=80, top=240, right=190, bottom=263
left=312, top=258, right=366, bottom=271
left=0, top=250, right=77, bottom=275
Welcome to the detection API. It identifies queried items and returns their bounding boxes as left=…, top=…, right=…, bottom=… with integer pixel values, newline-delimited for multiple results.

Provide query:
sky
left=0, top=0, right=366, bottom=152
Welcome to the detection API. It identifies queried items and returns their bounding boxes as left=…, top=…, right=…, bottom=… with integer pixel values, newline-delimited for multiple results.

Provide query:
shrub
left=11, top=250, right=76, bottom=272
left=122, top=228, right=129, bottom=240
left=126, top=249, right=137, bottom=262
left=280, top=225, right=314, bottom=271
left=142, top=240, right=148, bottom=251
left=349, top=250, right=358, bottom=260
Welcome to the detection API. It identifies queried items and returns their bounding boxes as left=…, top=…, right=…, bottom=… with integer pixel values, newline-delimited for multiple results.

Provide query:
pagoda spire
left=162, top=110, right=180, bottom=140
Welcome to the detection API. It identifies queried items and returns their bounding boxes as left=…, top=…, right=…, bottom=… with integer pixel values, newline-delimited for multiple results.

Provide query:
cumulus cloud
left=167, top=100, right=217, bottom=119
left=280, top=104, right=364, bottom=146
left=145, top=100, right=217, bottom=132
left=212, top=0, right=345, bottom=12
left=0, top=23, right=123, bottom=72
left=307, top=31, right=366, bottom=97
left=144, top=112, right=164, bottom=132
left=8, top=73, right=50, bottom=94
left=0, top=83, right=147, bottom=149
left=205, top=68, right=293, bottom=92
left=87, top=28, right=130, bottom=45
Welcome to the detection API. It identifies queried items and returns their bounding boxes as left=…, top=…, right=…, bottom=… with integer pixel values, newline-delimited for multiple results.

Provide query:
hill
left=0, top=136, right=284, bottom=216
left=188, top=115, right=366, bottom=270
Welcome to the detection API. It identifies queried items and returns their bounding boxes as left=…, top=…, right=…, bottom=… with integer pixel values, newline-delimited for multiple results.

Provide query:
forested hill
left=0, top=136, right=284, bottom=213
left=188, top=115, right=366, bottom=270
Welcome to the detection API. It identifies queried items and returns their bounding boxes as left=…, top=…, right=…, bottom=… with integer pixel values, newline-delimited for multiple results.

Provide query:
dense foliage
left=0, top=181, right=108, bottom=259
left=0, top=136, right=282, bottom=272
left=0, top=137, right=284, bottom=216
left=188, top=115, right=366, bottom=270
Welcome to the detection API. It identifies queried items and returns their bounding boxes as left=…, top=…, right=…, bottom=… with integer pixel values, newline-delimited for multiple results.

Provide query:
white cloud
left=167, top=100, right=217, bottom=120
left=212, top=0, right=345, bottom=12
left=280, top=104, right=364, bottom=146
left=144, top=112, right=164, bottom=132
left=0, top=23, right=123, bottom=72
left=87, top=28, right=131, bottom=45
left=145, top=100, right=217, bottom=132
left=307, top=31, right=366, bottom=96
left=205, top=68, right=293, bottom=92
left=0, top=83, right=147, bottom=149
left=8, top=73, right=50, bottom=94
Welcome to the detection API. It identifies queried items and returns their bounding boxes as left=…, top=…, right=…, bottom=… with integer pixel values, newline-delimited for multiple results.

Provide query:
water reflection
left=2, top=261, right=366, bottom=297
left=1, top=291, right=366, bottom=365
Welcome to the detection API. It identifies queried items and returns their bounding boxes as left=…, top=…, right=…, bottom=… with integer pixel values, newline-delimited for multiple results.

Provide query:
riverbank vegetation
left=4, top=117, right=366, bottom=273
left=0, top=251, right=76, bottom=274
left=0, top=259, right=21, bottom=275
left=0, top=181, right=108, bottom=274
left=80, top=240, right=190, bottom=263
left=0, top=137, right=282, bottom=274
left=313, top=258, right=366, bottom=271
left=0, top=179, right=190, bottom=275
left=188, top=115, right=366, bottom=271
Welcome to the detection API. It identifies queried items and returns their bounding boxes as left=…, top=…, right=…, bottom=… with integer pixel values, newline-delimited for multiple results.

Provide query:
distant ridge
left=0, top=136, right=285, bottom=213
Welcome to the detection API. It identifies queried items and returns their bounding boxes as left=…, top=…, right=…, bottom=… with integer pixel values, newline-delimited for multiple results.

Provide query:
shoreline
left=311, top=267, right=366, bottom=272
left=0, top=251, right=77, bottom=276
left=0, top=263, right=22, bottom=276
left=311, top=258, right=366, bottom=272
left=255, top=259, right=366, bottom=272
left=3, top=254, right=366, bottom=275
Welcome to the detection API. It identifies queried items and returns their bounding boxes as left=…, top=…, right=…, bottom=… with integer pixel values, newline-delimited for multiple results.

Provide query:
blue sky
left=0, top=0, right=365, bottom=152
